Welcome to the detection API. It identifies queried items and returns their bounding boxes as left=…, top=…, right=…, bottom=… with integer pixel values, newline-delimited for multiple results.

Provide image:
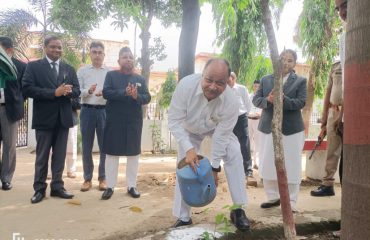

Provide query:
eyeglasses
left=90, top=50, right=104, bottom=55
left=335, top=1, right=347, bottom=12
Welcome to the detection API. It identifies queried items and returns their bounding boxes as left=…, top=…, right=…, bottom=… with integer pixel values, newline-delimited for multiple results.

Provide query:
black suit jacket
left=22, top=58, right=80, bottom=130
left=3, top=57, right=26, bottom=122
left=252, top=72, right=307, bottom=135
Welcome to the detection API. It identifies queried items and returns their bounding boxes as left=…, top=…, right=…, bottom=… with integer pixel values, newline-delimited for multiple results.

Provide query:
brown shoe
left=67, top=172, right=76, bottom=178
left=98, top=180, right=107, bottom=191
left=247, top=176, right=257, bottom=187
left=80, top=180, right=92, bottom=192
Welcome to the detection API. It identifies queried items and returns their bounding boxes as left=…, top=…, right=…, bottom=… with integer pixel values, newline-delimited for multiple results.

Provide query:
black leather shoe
left=31, top=191, right=45, bottom=204
left=171, top=219, right=193, bottom=228
left=310, top=185, right=335, bottom=197
left=260, top=199, right=281, bottom=208
left=101, top=188, right=114, bottom=200
left=127, top=187, right=140, bottom=198
left=50, top=188, right=74, bottom=199
left=2, top=182, right=12, bottom=190
left=230, top=208, right=250, bottom=232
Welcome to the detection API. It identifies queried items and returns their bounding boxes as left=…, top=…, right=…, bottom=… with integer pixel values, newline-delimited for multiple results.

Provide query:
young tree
left=341, top=0, right=370, bottom=238
left=296, top=0, right=339, bottom=135
left=158, top=70, right=177, bottom=110
left=261, top=0, right=296, bottom=238
left=108, top=0, right=181, bottom=86
left=0, top=0, right=56, bottom=59
left=51, top=0, right=106, bottom=63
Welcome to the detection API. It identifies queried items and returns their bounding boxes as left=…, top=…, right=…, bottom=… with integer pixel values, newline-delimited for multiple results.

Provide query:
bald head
left=227, top=71, right=237, bottom=87
left=201, top=58, right=231, bottom=101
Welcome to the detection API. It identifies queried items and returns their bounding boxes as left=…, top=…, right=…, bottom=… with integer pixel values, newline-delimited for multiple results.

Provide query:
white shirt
left=168, top=74, right=239, bottom=168
left=77, top=65, right=109, bottom=105
left=249, top=93, right=262, bottom=116
left=46, top=56, right=60, bottom=75
left=229, top=83, right=252, bottom=116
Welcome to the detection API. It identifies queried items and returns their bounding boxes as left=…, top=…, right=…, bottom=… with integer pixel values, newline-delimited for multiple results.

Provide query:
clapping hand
left=88, top=84, right=97, bottom=94
left=55, top=83, right=73, bottom=97
left=95, top=91, right=103, bottom=97
left=125, top=83, right=138, bottom=100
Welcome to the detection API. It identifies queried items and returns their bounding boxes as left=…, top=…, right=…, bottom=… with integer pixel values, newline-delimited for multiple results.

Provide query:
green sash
left=0, top=47, right=17, bottom=88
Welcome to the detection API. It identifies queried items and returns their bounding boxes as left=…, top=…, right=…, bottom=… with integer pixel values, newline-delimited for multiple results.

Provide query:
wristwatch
left=212, top=166, right=221, bottom=173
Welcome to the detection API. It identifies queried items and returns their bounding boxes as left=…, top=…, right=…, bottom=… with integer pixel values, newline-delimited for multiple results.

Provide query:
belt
left=0, top=103, right=5, bottom=106
left=329, top=103, right=342, bottom=111
left=82, top=104, right=105, bottom=109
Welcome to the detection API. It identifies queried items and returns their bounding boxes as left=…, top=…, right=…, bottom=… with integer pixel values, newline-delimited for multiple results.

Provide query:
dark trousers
left=233, top=113, right=252, bottom=176
left=33, top=127, right=69, bottom=193
left=80, top=106, right=106, bottom=181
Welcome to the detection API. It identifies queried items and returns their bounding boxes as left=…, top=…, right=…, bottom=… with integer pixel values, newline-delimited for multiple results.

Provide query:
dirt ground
left=0, top=149, right=341, bottom=240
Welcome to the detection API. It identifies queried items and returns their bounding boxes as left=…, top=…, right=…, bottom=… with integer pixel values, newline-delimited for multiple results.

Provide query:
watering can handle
left=177, top=155, right=204, bottom=170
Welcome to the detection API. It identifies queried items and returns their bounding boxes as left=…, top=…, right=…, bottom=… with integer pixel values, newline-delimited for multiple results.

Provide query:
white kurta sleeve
left=168, top=81, right=193, bottom=154
left=211, top=97, right=239, bottom=168
left=244, top=86, right=252, bottom=114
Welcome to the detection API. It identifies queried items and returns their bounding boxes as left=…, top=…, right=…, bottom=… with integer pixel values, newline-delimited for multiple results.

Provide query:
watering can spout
left=202, top=184, right=211, bottom=202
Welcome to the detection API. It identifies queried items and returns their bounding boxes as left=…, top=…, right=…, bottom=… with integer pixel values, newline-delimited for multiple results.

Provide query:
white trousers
left=48, top=126, right=77, bottom=175
left=105, top=154, right=140, bottom=189
left=65, top=125, right=78, bottom=173
left=173, top=133, right=247, bottom=221
left=263, top=179, right=300, bottom=208
left=248, top=118, right=260, bottom=167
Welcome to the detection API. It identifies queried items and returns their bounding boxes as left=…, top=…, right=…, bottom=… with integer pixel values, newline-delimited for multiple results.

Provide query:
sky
left=0, top=0, right=303, bottom=71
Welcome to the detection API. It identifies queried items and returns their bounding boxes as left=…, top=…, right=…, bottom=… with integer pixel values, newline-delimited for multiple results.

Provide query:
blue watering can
left=176, top=155, right=217, bottom=207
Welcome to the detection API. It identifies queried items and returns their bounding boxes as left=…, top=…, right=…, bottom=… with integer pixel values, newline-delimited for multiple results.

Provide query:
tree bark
left=139, top=1, right=154, bottom=88
left=341, top=0, right=370, bottom=239
left=139, top=1, right=154, bottom=119
left=261, top=0, right=296, bottom=239
left=178, top=0, right=200, bottom=80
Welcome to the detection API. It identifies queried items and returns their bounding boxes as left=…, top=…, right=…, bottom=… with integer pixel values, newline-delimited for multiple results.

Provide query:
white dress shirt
left=168, top=74, right=239, bottom=168
left=249, top=93, right=262, bottom=116
left=46, top=56, right=60, bottom=75
left=230, top=83, right=252, bottom=116
left=77, top=65, right=109, bottom=105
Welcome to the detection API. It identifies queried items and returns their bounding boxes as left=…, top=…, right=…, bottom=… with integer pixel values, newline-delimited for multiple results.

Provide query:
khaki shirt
left=321, top=61, right=343, bottom=127
left=329, top=62, right=343, bottom=106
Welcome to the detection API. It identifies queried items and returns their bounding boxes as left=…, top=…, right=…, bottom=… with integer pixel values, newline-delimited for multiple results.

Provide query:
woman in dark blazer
left=101, top=47, right=151, bottom=200
left=252, top=49, right=306, bottom=212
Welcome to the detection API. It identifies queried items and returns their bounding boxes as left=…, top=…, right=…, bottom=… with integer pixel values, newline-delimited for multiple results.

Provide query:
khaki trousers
left=322, top=108, right=342, bottom=186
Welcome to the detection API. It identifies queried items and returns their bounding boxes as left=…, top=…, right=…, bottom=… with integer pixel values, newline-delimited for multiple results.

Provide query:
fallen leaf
left=129, top=206, right=143, bottom=213
left=67, top=199, right=81, bottom=205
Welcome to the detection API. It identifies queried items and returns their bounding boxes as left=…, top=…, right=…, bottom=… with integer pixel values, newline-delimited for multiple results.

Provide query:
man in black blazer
left=0, top=37, right=26, bottom=191
left=22, top=35, right=80, bottom=204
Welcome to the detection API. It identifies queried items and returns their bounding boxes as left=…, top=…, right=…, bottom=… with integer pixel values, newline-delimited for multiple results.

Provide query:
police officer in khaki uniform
left=311, top=61, right=342, bottom=196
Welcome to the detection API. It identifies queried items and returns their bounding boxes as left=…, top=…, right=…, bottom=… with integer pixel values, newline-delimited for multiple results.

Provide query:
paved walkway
left=0, top=148, right=341, bottom=240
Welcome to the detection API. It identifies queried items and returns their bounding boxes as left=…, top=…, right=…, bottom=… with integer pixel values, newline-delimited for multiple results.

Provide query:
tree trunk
left=139, top=8, right=153, bottom=88
left=139, top=1, right=154, bottom=119
left=178, top=0, right=200, bottom=80
left=261, top=0, right=296, bottom=239
left=341, top=0, right=370, bottom=239
left=301, top=65, right=316, bottom=136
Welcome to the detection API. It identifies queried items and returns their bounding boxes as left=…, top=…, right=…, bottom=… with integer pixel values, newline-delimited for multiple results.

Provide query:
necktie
left=51, top=61, right=58, bottom=81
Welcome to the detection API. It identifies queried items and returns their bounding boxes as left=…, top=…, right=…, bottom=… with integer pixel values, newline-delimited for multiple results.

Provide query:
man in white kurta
left=248, top=80, right=262, bottom=169
left=227, top=72, right=255, bottom=186
left=168, top=59, right=250, bottom=231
